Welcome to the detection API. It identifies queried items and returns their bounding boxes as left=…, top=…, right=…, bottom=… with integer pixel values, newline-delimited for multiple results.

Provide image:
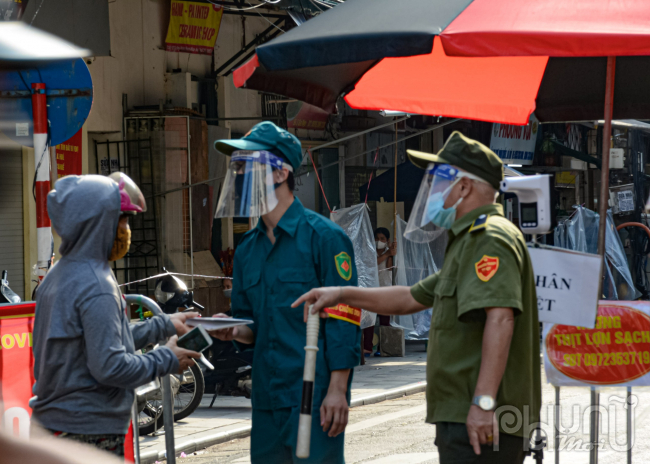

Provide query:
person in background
left=362, top=227, right=396, bottom=356
left=31, top=173, right=200, bottom=458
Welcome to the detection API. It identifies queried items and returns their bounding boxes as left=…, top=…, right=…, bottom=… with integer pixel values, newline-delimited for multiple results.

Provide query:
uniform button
left=479, top=214, right=486, bottom=219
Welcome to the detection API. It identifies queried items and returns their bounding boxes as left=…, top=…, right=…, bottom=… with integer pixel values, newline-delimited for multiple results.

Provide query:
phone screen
left=177, top=326, right=212, bottom=352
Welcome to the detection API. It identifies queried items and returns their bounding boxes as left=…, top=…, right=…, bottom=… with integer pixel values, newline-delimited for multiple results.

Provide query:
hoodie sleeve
left=80, top=294, right=179, bottom=389
left=130, top=314, right=177, bottom=350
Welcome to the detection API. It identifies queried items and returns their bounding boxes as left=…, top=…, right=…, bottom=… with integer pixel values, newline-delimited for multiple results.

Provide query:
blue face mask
left=426, top=194, right=463, bottom=229
left=423, top=181, right=463, bottom=229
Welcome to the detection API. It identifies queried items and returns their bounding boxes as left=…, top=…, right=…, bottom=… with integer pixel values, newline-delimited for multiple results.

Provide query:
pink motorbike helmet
left=108, top=172, right=147, bottom=214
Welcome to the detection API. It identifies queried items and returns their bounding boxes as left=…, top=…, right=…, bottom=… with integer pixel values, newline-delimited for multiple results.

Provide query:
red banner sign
left=55, top=128, right=83, bottom=179
left=544, top=301, right=650, bottom=386
left=0, top=302, right=135, bottom=462
left=0, top=302, right=35, bottom=438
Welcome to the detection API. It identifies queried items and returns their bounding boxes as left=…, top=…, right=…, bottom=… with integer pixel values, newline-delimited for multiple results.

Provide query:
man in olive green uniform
left=293, top=132, right=541, bottom=463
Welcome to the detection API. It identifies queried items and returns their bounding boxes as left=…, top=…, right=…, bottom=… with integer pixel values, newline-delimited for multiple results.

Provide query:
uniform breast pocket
left=242, top=268, right=262, bottom=303
left=431, top=278, right=458, bottom=330
left=274, top=267, right=317, bottom=308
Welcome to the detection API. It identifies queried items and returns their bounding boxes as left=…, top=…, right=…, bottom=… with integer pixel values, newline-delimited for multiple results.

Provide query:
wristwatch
left=472, top=395, right=496, bottom=411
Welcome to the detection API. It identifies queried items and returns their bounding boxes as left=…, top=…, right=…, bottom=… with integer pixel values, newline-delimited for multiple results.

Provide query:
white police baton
left=296, top=306, right=320, bottom=458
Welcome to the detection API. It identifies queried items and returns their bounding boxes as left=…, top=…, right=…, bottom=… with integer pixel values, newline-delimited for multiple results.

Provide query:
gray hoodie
left=31, top=175, right=179, bottom=435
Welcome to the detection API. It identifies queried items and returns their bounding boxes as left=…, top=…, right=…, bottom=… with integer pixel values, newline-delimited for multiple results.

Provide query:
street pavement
left=140, top=342, right=427, bottom=463
left=157, top=351, right=650, bottom=463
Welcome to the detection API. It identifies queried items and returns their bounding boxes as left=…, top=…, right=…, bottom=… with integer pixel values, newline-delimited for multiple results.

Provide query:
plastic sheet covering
left=554, top=207, right=640, bottom=300
left=330, top=204, right=378, bottom=329
left=391, top=215, right=439, bottom=340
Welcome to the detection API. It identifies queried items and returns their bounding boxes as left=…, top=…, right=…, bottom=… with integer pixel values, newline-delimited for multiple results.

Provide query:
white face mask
left=376, top=240, right=387, bottom=250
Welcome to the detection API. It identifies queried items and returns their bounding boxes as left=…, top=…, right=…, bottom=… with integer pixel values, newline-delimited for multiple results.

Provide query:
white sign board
left=15, top=123, right=28, bottom=137
left=543, top=301, right=650, bottom=387
left=490, top=114, right=539, bottom=165
left=528, top=247, right=601, bottom=328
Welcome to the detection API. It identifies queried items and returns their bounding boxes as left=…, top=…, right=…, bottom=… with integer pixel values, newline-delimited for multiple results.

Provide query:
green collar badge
left=335, top=252, right=352, bottom=281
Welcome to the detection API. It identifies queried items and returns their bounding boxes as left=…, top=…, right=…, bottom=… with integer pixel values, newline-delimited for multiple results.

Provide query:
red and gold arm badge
left=475, top=255, right=499, bottom=282
left=324, top=304, right=362, bottom=326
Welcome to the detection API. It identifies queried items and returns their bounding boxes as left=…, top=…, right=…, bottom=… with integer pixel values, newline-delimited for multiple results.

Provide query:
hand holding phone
left=165, top=335, right=201, bottom=373
left=177, top=325, right=213, bottom=352
left=176, top=325, right=215, bottom=370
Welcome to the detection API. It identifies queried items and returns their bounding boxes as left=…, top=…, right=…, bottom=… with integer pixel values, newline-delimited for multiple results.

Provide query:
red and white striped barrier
left=31, top=83, right=52, bottom=279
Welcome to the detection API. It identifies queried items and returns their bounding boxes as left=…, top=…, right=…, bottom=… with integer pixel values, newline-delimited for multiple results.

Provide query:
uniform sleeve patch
left=325, top=304, right=361, bottom=326
left=334, top=252, right=352, bottom=281
left=475, top=255, right=499, bottom=282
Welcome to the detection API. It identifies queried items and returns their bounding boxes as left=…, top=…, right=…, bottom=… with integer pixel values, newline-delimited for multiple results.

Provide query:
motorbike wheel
left=137, top=400, right=164, bottom=436
left=173, top=361, right=205, bottom=421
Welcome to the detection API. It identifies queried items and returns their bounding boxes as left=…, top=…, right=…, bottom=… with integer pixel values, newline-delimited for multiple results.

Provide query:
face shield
left=108, top=172, right=147, bottom=215
left=214, top=150, right=293, bottom=218
left=404, top=164, right=488, bottom=243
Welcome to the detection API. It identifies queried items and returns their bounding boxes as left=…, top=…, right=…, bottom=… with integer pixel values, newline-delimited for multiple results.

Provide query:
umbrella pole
left=393, top=121, right=398, bottom=240
left=591, top=55, right=616, bottom=464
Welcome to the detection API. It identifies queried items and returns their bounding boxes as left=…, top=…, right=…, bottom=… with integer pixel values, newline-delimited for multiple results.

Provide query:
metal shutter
left=0, top=150, right=25, bottom=300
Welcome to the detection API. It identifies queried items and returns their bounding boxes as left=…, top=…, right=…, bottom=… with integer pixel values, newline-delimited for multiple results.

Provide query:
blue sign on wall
left=0, top=58, right=93, bottom=147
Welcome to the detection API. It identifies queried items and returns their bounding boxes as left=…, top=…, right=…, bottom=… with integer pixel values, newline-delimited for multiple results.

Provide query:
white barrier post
left=555, top=386, right=560, bottom=464
left=124, top=295, right=176, bottom=463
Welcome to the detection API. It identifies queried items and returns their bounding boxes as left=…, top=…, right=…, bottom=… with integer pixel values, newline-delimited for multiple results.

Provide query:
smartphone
left=177, top=325, right=213, bottom=353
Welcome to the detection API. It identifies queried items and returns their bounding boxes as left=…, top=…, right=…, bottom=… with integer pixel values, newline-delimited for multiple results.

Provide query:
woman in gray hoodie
left=31, top=174, right=200, bottom=457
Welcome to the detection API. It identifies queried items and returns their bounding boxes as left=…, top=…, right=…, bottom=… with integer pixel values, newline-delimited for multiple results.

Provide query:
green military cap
left=407, top=131, right=504, bottom=190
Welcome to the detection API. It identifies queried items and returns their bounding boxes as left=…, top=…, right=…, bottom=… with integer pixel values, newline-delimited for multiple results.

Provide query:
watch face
left=479, top=396, right=495, bottom=411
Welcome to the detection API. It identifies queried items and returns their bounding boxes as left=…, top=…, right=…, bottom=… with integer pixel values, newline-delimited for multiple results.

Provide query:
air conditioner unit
left=164, top=72, right=199, bottom=110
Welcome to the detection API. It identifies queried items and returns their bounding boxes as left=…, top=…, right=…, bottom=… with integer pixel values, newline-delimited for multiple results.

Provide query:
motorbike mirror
left=190, top=296, right=205, bottom=311
left=180, top=291, right=204, bottom=312
left=154, top=274, right=192, bottom=312
left=0, top=270, right=21, bottom=304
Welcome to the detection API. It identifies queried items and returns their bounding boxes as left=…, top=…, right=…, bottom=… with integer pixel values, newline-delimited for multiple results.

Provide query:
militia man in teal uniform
left=294, top=132, right=541, bottom=464
left=211, top=122, right=361, bottom=464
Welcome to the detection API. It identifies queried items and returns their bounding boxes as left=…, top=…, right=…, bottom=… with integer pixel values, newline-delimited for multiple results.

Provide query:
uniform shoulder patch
left=475, top=255, right=499, bottom=282
left=334, top=252, right=352, bottom=281
left=469, top=214, right=489, bottom=234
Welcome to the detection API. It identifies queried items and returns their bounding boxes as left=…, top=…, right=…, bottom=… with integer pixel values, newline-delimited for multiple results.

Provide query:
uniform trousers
left=435, top=422, right=526, bottom=464
left=251, top=405, right=345, bottom=464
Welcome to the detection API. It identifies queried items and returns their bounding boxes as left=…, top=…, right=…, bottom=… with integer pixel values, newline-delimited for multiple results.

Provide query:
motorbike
left=0, top=270, right=21, bottom=304
left=135, top=273, right=252, bottom=436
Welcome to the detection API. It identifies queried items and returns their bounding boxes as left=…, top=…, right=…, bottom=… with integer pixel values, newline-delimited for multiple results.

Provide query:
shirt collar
left=252, top=197, right=304, bottom=238
left=449, top=203, right=504, bottom=237
left=276, top=197, right=303, bottom=237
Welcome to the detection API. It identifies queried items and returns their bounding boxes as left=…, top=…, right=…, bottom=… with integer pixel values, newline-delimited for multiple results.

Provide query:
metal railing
left=125, top=294, right=177, bottom=464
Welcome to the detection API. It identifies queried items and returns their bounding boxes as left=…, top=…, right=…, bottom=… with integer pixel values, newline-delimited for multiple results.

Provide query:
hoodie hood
left=48, top=175, right=121, bottom=260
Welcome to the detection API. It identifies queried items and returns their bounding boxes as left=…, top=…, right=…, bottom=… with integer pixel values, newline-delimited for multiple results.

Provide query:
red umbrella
left=235, top=1, right=650, bottom=124
left=435, top=0, right=645, bottom=268
left=342, top=38, right=548, bottom=125
left=440, top=0, right=650, bottom=58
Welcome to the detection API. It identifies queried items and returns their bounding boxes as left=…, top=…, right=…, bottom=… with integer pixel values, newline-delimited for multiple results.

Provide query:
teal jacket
left=232, top=198, right=361, bottom=410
